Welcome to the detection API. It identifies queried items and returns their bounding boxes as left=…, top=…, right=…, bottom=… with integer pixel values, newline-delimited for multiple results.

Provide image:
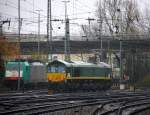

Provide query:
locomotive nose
left=47, top=73, right=66, bottom=82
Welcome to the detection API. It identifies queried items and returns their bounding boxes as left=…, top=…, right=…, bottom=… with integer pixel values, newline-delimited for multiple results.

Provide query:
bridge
left=3, top=34, right=150, bottom=54
left=20, top=39, right=150, bottom=54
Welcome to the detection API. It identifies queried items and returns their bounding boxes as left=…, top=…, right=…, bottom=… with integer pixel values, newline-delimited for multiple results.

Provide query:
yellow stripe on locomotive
left=66, top=76, right=111, bottom=80
left=47, top=73, right=66, bottom=82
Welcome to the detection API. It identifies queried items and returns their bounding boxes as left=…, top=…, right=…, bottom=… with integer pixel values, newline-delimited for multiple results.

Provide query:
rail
left=1, top=90, right=150, bottom=115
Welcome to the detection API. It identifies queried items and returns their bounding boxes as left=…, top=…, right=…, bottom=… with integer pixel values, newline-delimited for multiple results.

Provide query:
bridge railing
left=3, top=34, right=150, bottom=42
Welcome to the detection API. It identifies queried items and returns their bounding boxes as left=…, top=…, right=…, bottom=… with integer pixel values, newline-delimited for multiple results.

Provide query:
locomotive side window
left=73, top=67, right=80, bottom=77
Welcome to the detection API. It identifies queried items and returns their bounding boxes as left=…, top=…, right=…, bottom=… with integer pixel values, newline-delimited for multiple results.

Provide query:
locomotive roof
left=98, top=62, right=111, bottom=68
left=48, top=60, right=111, bottom=68
left=30, top=62, right=44, bottom=66
left=6, top=61, right=29, bottom=66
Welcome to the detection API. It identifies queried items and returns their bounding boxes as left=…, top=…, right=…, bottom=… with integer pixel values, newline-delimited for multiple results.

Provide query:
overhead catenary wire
left=76, top=0, right=95, bottom=10
left=1, top=0, right=150, bottom=36
left=5, top=0, right=46, bottom=16
left=0, top=1, right=46, bottom=17
left=0, top=0, right=96, bottom=30
left=1, top=0, right=98, bottom=35
left=24, top=0, right=45, bottom=11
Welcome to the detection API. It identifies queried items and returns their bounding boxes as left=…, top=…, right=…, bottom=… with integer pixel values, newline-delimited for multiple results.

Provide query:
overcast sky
left=0, top=0, right=150, bottom=36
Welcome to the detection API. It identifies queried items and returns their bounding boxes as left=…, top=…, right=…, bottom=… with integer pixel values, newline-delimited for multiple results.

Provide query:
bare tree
left=95, top=0, right=140, bottom=38
left=102, top=0, right=122, bottom=36
left=81, top=24, right=89, bottom=40
left=95, top=0, right=150, bottom=86
left=138, top=7, right=150, bottom=36
left=81, top=0, right=141, bottom=39
left=124, top=0, right=140, bottom=35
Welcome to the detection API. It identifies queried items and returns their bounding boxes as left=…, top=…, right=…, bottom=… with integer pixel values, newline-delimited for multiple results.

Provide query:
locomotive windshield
left=6, top=64, right=23, bottom=71
left=48, top=64, right=65, bottom=73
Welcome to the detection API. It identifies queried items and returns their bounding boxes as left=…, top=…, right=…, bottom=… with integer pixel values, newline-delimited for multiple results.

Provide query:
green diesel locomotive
left=47, top=60, right=112, bottom=92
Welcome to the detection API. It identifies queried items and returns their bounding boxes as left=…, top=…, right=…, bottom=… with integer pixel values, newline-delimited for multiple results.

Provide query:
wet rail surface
left=0, top=90, right=150, bottom=115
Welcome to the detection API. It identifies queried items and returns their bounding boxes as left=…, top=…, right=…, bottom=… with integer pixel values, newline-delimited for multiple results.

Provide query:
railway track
left=92, top=96, right=150, bottom=115
left=0, top=90, right=150, bottom=115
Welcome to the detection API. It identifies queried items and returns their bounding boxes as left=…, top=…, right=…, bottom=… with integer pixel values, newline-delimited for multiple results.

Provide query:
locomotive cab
left=4, top=61, right=30, bottom=89
left=47, top=61, right=67, bottom=83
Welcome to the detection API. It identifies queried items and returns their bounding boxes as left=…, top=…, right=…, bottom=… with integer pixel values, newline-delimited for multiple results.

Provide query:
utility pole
left=36, top=10, right=42, bottom=58
left=97, top=0, right=103, bottom=62
left=120, top=40, right=122, bottom=84
left=120, top=11, right=123, bottom=88
left=47, top=0, right=50, bottom=61
left=117, top=8, right=124, bottom=89
left=62, top=0, right=70, bottom=61
left=50, top=0, right=52, bottom=61
left=17, top=0, right=21, bottom=91
left=47, top=0, right=53, bottom=61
